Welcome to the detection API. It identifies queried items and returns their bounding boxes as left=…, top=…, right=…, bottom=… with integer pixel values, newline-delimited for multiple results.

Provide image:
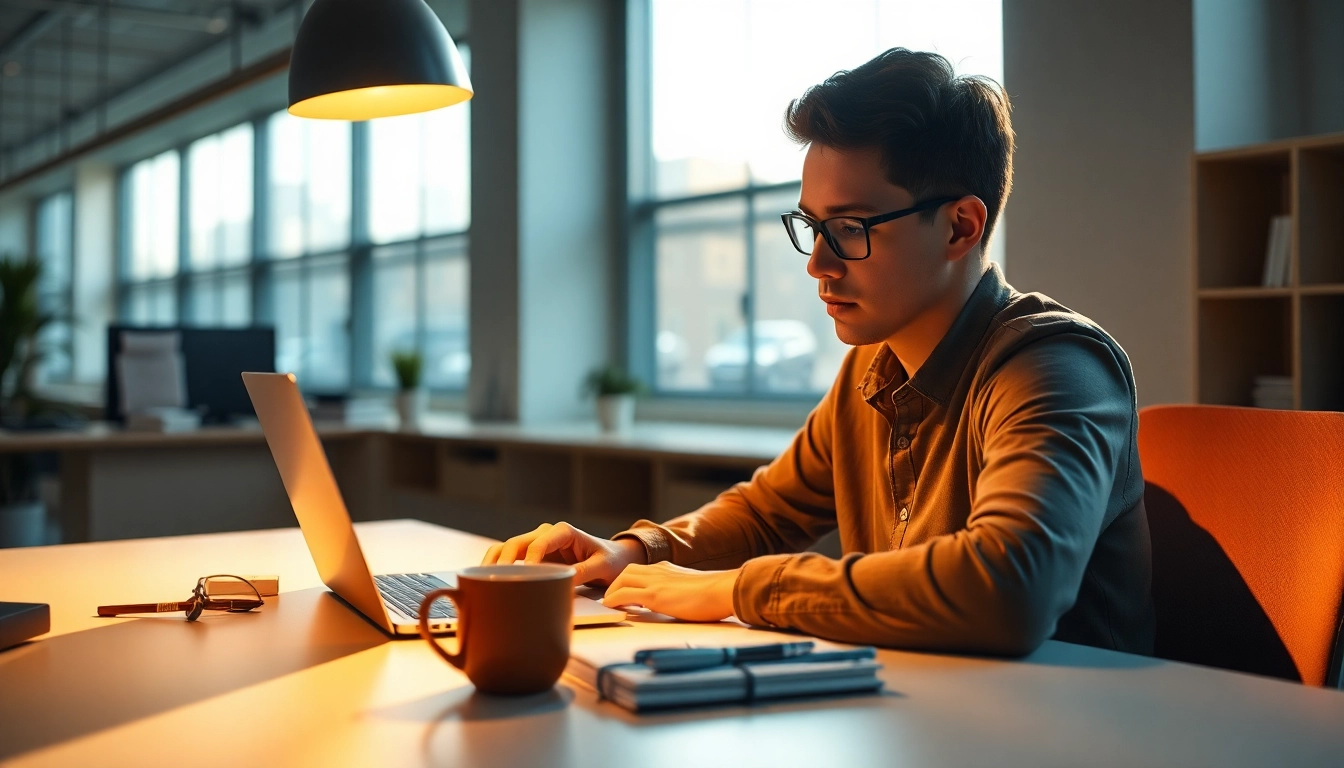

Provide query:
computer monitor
left=105, top=326, right=277, bottom=424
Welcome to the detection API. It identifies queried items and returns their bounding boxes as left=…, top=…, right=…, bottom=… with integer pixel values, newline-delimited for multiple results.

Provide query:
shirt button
left=896, top=436, right=910, bottom=450
left=900, top=507, right=909, bottom=522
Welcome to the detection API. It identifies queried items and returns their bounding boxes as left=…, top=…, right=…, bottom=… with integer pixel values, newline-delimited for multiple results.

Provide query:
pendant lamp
left=288, top=0, right=473, bottom=121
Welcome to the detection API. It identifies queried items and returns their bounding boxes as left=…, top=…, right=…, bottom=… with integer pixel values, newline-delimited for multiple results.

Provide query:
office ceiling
left=0, top=0, right=295, bottom=166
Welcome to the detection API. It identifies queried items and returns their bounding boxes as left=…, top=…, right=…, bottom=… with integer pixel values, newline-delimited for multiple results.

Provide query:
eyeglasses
left=780, top=196, right=961, bottom=261
left=97, top=575, right=265, bottom=621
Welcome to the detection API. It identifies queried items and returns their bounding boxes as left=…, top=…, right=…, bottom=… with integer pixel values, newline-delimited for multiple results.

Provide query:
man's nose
left=806, top=234, right=845, bottom=280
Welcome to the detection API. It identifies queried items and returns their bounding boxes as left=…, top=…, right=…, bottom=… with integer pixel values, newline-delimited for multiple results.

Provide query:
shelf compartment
left=1197, top=296, right=1292, bottom=406
left=1299, top=147, right=1344, bottom=286
left=575, top=455, right=653, bottom=520
left=1300, top=295, right=1344, bottom=411
left=502, top=448, right=573, bottom=514
left=387, top=438, right=437, bottom=492
left=437, top=443, right=502, bottom=504
left=658, top=462, right=757, bottom=522
left=1196, top=151, right=1291, bottom=289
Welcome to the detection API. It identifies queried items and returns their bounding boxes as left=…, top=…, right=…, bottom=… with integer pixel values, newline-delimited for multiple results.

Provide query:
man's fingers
left=606, top=564, right=649, bottom=594
left=524, top=524, right=575, bottom=564
left=480, top=543, right=503, bottom=566
left=602, top=586, right=651, bottom=609
left=573, top=551, right=610, bottom=586
left=497, top=524, right=550, bottom=564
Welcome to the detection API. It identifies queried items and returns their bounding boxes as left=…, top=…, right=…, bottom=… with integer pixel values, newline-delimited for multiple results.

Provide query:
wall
left=1004, top=0, right=1195, bottom=406
left=468, top=0, right=618, bottom=423
left=1195, top=0, right=1344, bottom=150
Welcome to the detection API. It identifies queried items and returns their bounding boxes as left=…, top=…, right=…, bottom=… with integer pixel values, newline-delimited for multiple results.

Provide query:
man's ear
left=946, top=196, right=988, bottom=262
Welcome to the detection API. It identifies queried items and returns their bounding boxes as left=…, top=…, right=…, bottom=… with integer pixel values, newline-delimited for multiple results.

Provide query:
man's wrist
left=614, top=536, right=648, bottom=566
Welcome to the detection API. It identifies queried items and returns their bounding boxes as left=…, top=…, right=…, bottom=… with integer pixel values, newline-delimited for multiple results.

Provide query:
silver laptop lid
left=242, top=372, right=394, bottom=633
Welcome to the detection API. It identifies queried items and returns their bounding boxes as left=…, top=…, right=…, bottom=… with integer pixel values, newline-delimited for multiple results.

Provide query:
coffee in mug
left=418, top=563, right=575, bottom=695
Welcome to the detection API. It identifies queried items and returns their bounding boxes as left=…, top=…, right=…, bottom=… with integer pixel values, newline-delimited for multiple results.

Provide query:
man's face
left=798, top=143, right=955, bottom=347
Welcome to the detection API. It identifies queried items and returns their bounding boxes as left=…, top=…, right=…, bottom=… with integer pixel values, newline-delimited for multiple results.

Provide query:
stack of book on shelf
left=1261, top=214, right=1293, bottom=288
left=1252, top=375, right=1294, bottom=409
left=566, top=622, right=884, bottom=712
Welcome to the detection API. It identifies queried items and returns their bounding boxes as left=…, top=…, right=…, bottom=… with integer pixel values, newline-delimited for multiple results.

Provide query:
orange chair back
left=1139, top=405, right=1344, bottom=686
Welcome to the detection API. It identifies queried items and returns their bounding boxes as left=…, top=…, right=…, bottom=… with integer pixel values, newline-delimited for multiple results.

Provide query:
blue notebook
left=565, top=624, right=883, bottom=712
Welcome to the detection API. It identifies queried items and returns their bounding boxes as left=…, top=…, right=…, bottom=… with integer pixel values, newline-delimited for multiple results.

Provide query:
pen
left=635, top=641, right=816, bottom=672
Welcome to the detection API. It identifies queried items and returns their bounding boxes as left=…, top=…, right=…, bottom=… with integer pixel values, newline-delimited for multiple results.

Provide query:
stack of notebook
left=566, top=623, right=884, bottom=712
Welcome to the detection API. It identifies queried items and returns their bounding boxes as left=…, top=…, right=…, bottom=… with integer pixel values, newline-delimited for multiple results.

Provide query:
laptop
left=242, top=372, right=628, bottom=636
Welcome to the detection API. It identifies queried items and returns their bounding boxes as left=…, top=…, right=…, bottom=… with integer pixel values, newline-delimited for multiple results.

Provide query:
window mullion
left=251, top=114, right=269, bottom=326
left=743, top=188, right=757, bottom=394
left=176, top=144, right=189, bottom=325
left=349, top=120, right=372, bottom=389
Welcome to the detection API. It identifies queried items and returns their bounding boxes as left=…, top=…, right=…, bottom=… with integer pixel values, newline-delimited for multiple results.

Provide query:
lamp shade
left=287, top=0, right=472, bottom=121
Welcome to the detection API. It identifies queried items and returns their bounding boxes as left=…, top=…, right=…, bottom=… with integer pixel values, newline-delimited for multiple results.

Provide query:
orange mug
left=418, top=564, right=575, bottom=695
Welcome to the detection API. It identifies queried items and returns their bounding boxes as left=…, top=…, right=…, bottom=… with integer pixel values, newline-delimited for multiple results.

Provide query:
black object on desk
left=0, top=602, right=50, bottom=651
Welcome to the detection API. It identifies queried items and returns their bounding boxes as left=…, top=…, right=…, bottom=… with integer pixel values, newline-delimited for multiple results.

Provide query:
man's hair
left=785, top=48, right=1014, bottom=250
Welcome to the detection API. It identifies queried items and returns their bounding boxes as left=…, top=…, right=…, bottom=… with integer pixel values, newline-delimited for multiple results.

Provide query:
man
left=483, top=48, right=1154, bottom=656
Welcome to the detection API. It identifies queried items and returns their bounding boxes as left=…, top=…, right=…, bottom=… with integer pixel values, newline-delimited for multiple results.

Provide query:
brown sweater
left=616, top=265, right=1155, bottom=656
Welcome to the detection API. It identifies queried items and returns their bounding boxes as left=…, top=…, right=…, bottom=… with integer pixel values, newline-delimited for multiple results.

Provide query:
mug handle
left=418, top=587, right=465, bottom=670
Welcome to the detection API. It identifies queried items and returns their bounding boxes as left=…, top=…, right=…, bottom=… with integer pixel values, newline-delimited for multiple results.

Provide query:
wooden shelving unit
left=1194, top=132, right=1344, bottom=410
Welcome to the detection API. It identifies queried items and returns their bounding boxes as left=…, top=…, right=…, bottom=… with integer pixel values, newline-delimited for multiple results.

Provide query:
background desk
left=0, top=417, right=797, bottom=545
left=1, top=521, right=1343, bottom=767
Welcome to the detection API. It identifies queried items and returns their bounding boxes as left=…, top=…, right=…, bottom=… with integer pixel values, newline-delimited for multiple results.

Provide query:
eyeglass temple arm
left=97, top=600, right=195, bottom=617
left=206, top=598, right=265, bottom=612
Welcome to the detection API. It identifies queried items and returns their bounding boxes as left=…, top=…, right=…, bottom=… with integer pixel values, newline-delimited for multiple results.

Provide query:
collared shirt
left=617, top=264, right=1155, bottom=656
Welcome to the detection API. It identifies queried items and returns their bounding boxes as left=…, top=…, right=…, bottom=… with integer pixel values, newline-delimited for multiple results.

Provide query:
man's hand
left=480, top=522, right=646, bottom=586
left=603, top=562, right=739, bottom=622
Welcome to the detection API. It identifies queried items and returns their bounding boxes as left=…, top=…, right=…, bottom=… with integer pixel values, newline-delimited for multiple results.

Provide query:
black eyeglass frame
left=780, top=196, right=962, bottom=261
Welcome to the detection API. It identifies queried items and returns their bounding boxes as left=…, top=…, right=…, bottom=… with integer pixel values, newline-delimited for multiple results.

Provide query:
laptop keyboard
left=375, top=573, right=458, bottom=621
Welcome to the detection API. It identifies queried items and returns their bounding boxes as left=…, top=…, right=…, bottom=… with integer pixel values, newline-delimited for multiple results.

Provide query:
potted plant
left=583, top=364, right=644, bottom=433
left=390, top=349, right=426, bottom=429
left=0, top=257, right=54, bottom=540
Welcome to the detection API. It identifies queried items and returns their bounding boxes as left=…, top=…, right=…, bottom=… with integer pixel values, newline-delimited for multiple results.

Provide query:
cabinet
left=1194, top=133, right=1344, bottom=409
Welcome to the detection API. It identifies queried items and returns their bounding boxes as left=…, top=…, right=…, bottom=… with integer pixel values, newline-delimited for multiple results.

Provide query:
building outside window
left=265, top=110, right=353, bottom=392
left=34, top=191, right=75, bottom=384
left=366, top=63, right=471, bottom=391
left=631, top=0, right=1004, bottom=398
left=186, top=122, right=253, bottom=328
left=121, top=149, right=180, bottom=325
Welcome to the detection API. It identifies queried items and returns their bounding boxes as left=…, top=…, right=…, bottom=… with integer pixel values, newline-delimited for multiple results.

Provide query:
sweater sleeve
left=612, top=365, right=842, bottom=570
left=731, top=334, right=1133, bottom=656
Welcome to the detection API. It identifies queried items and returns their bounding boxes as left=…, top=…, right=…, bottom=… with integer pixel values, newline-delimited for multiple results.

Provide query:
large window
left=116, top=97, right=471, bottom=395
left=632, top=0, right=1004, bottom=396
left=366, top=101, right=471, bottom=390
left=187, top=122, right=254, bottom=327
left=35, top=191, right=74, bottom=383
left=266, top=111, right=353, bottom=391
left=122, top=149, right=180, bottom=324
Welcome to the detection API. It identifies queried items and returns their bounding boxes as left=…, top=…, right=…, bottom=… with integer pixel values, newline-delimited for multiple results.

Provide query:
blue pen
left=635, top=641, right=816, bottom=672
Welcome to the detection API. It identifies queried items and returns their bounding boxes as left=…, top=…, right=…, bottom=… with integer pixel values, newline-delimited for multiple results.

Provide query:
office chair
left=1139, top=404, right=1344, bottom=687
left=116, top=330, right=187, bottom=414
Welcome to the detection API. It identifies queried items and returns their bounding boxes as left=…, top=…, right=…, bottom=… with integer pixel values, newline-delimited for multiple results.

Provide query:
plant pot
left=596, top=394, right=636, bottom=433
left=396, top=388, right=428, bottom=429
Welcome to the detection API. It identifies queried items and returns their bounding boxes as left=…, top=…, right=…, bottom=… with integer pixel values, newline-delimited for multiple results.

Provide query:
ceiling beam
left=1, top=0, right=232, bottom=34
left=0, top=46, right=290, bottom=192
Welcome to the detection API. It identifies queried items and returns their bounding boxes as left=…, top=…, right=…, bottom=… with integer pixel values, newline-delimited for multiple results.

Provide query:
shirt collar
left=859, top=263, right=1012, bottom=408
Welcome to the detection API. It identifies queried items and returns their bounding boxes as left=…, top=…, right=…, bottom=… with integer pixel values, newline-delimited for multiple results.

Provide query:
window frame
left=33, top=189, right=76, bottom=384
left=113, top=107, right=472, bottom=395
left=625, top=0, right=823, bottom=403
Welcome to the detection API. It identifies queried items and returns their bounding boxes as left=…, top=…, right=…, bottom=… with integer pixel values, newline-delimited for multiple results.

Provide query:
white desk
left=1, top=520, right=1342, bottom=767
